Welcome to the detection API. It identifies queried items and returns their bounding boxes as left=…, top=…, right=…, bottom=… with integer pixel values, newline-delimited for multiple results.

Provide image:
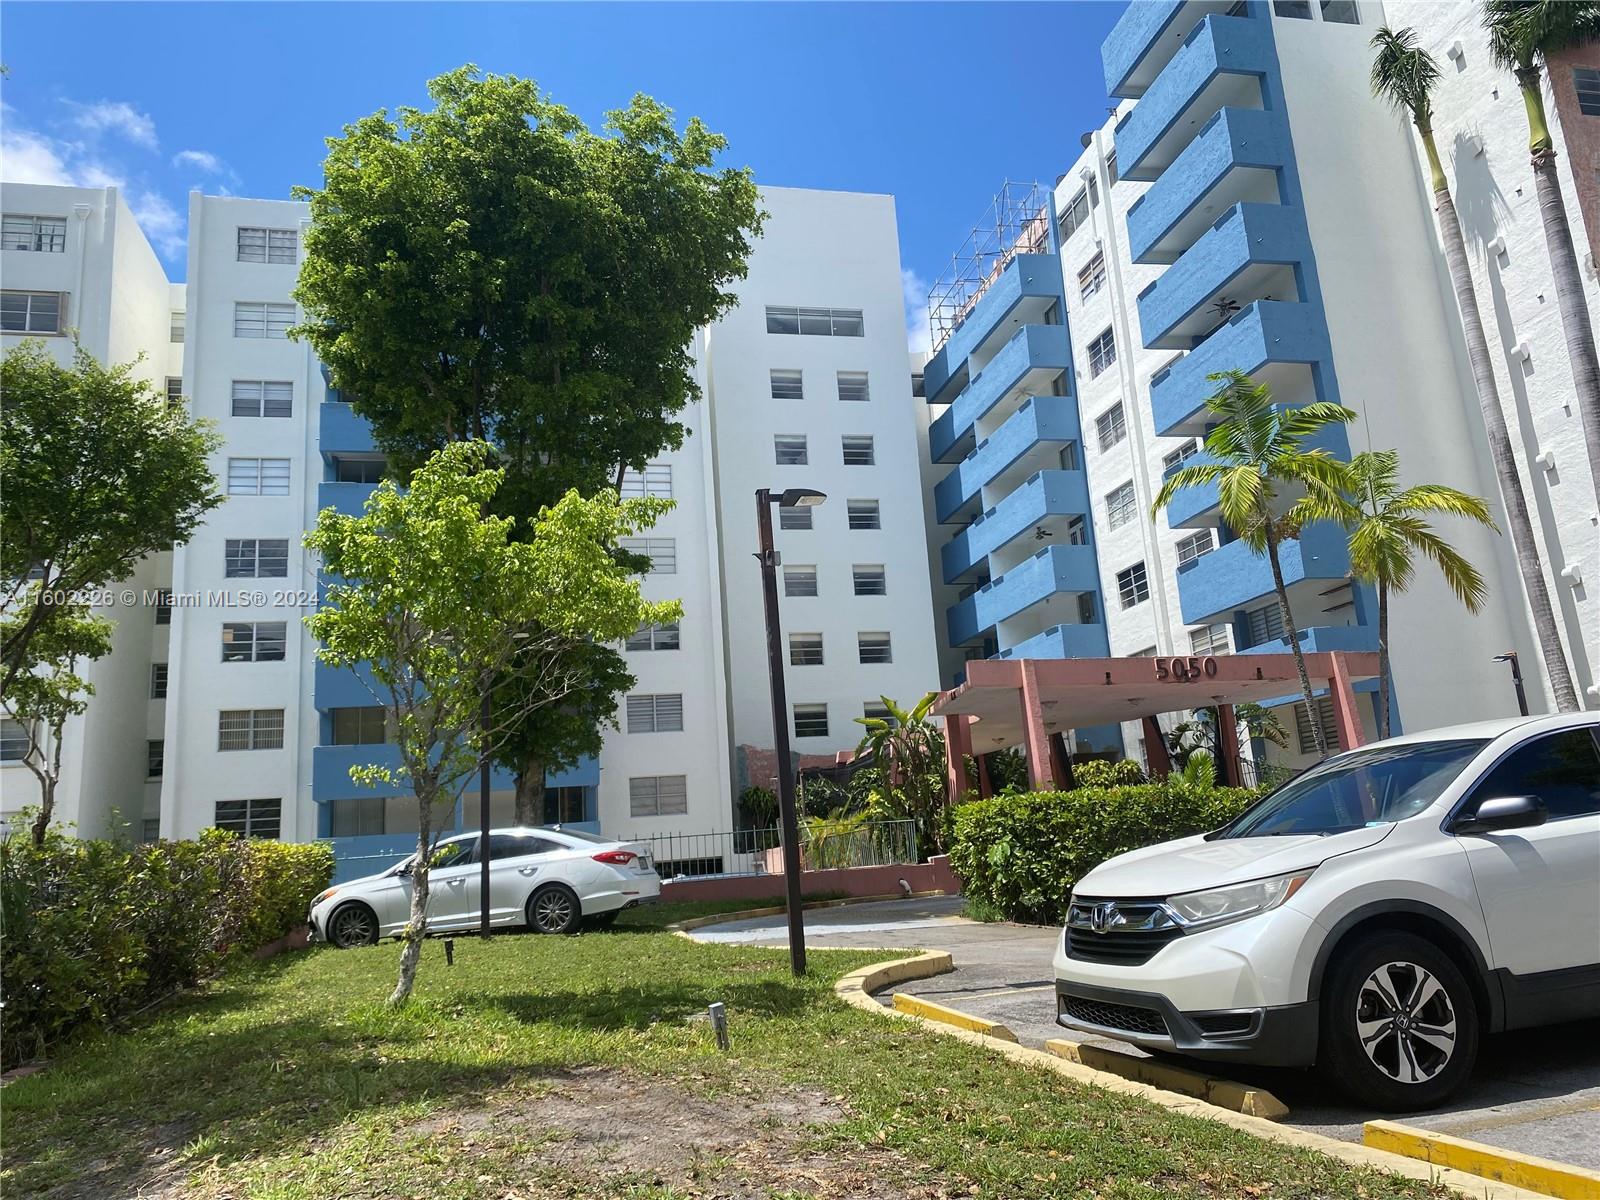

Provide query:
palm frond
left=1390, top=484, right=1498, bottom=528
left=1150, top=461, right=1235, bottom=518
left=1484, top=0, right=1600, bottom=67
left=1370, top=26, right=1440, bottom=123
left=1403, top=522, right=1489, bottom=611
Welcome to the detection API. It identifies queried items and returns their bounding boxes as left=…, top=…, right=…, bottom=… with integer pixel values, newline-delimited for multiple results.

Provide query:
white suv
left=1053, top=714, right=1600, bottom=1110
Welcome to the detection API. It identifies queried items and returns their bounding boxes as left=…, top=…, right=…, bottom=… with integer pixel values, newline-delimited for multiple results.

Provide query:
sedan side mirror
left=1454, top=794, right=1547, bottom=836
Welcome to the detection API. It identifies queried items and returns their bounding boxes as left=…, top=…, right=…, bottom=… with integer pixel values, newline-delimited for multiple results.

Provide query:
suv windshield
left=1218, top=739, right=1488, bottom=838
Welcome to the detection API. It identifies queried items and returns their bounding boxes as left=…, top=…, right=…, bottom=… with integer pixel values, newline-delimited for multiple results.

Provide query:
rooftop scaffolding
left=927, top=181, right=1053, bottom=354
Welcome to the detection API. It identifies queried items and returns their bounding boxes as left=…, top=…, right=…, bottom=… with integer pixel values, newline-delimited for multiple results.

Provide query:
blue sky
left=0, top=1, right=1126, bottom=347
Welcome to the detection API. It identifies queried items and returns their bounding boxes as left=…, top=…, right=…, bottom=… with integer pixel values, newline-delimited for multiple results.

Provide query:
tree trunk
left=1376, top=581, right=1391, bottom=742
left=514, top=758, right=544, bottom=826
left=28, top=777, right=55, bottom=847
left=1432, top=182, right=1580, bottom=711
left=388, top=791, right=436, bottom=1007
left=1530, top=143, right=1600, bottom=511
left=1266, top=524, right=1327, bottom=757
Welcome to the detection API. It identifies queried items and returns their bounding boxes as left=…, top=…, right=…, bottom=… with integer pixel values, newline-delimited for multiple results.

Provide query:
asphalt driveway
left=687, top=896, right=1600, bottom=1169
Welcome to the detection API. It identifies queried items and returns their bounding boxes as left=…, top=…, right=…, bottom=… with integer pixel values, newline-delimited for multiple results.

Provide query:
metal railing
left=629, top=818, right=920, bottom=881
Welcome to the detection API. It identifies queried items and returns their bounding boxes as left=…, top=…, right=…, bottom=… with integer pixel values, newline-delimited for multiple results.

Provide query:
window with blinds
left=784, top=565, right=818, bottom=596
left=618, top=537, right=676, bottom=574
left=629, top=774, right=688, bottom=818
left=852, top=564, right=886, bottom=596
left=225, top=538, right=289, bottom=578
left=166, top=377, right=184, bottom=406
left=836, top=371, right=870, bottom=402
left=1163, top=440, right=1200, bottom=472
left=841, top=435, right=875, bottom=465
left=626, top=693, right=683, bottom=733
left=2, top=214, right=66, bottom=252
left=331, top=797, right=387, bottom=837
left=1189, top=623, right=1231, bottom=656
left=1117, top=562, right=1150, bottom=609
left=147, top=739, right=164, bottom=778
left=770, top=369, right=804, bottom=400
left=625, top=622, right=680, bottom=651
left=233, top=302, right=295, bottom=338
left=847, top=500, right=880, bottom=530
left=789, top=633, right=824, bottom=666
left=793, top=704, right=829, bottom=738
left=218, top=709, right=285, bottom=751
left=1294, top=697, right=1339, bottom=755
left=1095, top=402, right=1127, bottom=450
left=214, top=797, right=281, bottom=839
left=231, top=380, right=293, bottom=418
left=1078, top=252, right=1106, bottom=301
left=1087, top=328, right=1117, bottom=377
left=1, top=291, right=63, bottom=333
left=0, top=718, right=28, bottom=761
left=221, top=621, right=287, bottom=663
left=330, top=707, right=391, bottom=745
left=765, top=306, right=864, bottom=336
left=1058, top=185, right=1092, bottom=240
left=227, top=458, right=290, bottom=495
left=857, top=632, right=892, bottom=664
left=1244, top=603, right=1287, bottom=647
left=774, top=434, right=808, bottom=465
left=778, top=505, right=813, bottom=531
left=237, top=226, right=298, bottom=264
left=1175, top=529, right=1215, bottom=566
left=620, top=462, right=672, bottom=498
left=1106, top=481, right=1136, bottom=529
left=150, top=663, right=168, bottom=699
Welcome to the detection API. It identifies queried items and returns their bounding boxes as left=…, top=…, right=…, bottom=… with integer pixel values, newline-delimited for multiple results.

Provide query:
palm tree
left=1311, top=450, right=1499, bottom=739
left=1370, top=25, right=1580, bottom=712
left=1484, top=2, right=1600, bottom=508
left=1151, top=370, right=1356, bottom=756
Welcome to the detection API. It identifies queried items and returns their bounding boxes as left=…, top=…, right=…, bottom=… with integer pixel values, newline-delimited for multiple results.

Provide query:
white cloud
left=130, top=190, right=184, bottom=258
left=0, top=127, right=75, bottom=185
left=172, top=149, right=229, bottom=177
left=72, top=100, right=158, bottom=150
left=902, top=267, right=933, bottom=357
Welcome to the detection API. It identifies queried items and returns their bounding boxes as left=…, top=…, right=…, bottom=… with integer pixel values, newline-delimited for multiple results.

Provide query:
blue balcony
left=1103, top=0, right=1241, bottom=99
left=1127, top=107, right=1288, bottom=264
left=1160, top=422, right=1348, bottom=527
left=947, top=543, right=1100, bottom=646
left=1114, top=14, right=1273, bottom=182
left=928, top=325, right=1072, bottom=463
left=1150, top=300, right=1331, bottom=436
left=326, top=834, right=423, bottom=883
left=933, top=396, right=1080, bottom=523
left=1176, top=521, right=1351, bottom=626
left=317, top=480, right=378, bottom=517
left=1136, top=202, right=1309, bottom=350
left=995, top=621, right=1110, bottom=661
left=1239, top=623, right=1377, bottom=656
left=319, top=401, right=376, bottom=456
left=314, top=660, right=380, bottom=710
left=923, top=255, right=1064, bottom=406
left=941, top=469, right=1091, bottom=583
left=313, top=741, right=596, bottom=802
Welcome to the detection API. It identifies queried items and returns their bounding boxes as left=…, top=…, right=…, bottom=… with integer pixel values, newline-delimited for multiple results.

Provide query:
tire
left=526, top=884, right=582, bottom=935
left=327, top=902, right=379, bottom=949
left=1319, top=931, right=1479, bottom=1111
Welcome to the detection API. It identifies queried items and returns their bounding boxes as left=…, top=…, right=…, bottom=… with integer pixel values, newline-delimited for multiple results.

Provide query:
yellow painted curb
left=668, top=890, right=948, bottom=933
left=1365, top=1120, right=1600, bottom=1200
left=893, top=992, right=1018, bottom=1041
left=1045, top=1038, right=1287, bottom=1120
left=834, top=953, right=1553, bottom=1200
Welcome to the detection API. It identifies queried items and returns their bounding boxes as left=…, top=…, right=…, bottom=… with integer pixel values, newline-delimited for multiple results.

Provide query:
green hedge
left=0, top=829, right=334, bottom=1067
left=946, top=781, right=1260, bottom=925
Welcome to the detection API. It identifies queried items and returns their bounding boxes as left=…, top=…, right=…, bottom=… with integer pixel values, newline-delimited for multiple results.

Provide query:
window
left=863, top=702, right=894, bottom=723
left=1117, top=562, right=1150, bottom=609
left=166, top=376, right=184, bottom=406
left=330, top=457, right=382, bottom=484
left=233, top=301, right=295, bottom=339
left=170, top=310, right=185, bottom=343
left=1294, top=697, right=1340, bottom=755
left=150, top=663, right=168, bottom=699
left=1576, top=68, right=1600, bottom=116
left=1095, top=403, right=1127, bottom=451
left=1066, top=515, right=1088, bottom=545
left=1106, top=150, right=1119, bottom=186
left=2, top=215, right=66, bottom=252
left=1189, top=624, right=1231, bottom=656
left=237, top=226, right=298, bottom=264
left=629, top=774, right=688, bottom=818
left=1245, top=603, right=1287, bottom=647
left=1058, top=186, right=1092, bottom=240
left=836, top=371, right=871, bottom=402
left=331, top=706, right=391, bottom=745
left=218, top=709, right=285, bottom=751
left=1131, top=646, right=1158, bottom=659
left=620, top=462, right=672, bottom=498
left=841, top=435, right=875, bottom=466
left=770, top=368, right=804, bottom=400
left=154, top=589, right=172, bottom=625
left=1470, top=729, right=1600, bottom=819
left=1087, top=327, right=1117, bottom=378
left=1, top=291, right=62, bottom=333
left=214, top=797, right=281, bottom=839
left=231, top=380, right=293, bottom=418
left=1105, top=481, right=1137, bottom=530
left=141, top=818, right=160, bottom=842
left=793, top=704, right=829, bottom=738
left=147, top=740, right=164, bottom=778
left=1078, top=252, right=1107, bottom=301
left=331, top=797, right=386, bottom=837
left=789, top=633, right=824, bottom=666
left=858, top=632, right=893, bottom=664
left=1319, top=0, right=1359, bottom=22
left=1059, top=441, right=1080, bottom=471
left=911, top=372, right=925, bottom=399
left=221, top=621, right=287, bottom=663
left=545, top=786, right=586, bottom=824
left=618, top=537, right=676, bottom=574
left=853, top=564, right=886, bottom=596
left=626, top=621, right=680, bottom=651
left=765, top=306, right=864, bottom=336
left=784, top=565, right=818, bottom=596
left=626, top=693, right=683, bottom=733
left=774, top=434, right=809, bottom=465
left=778, top=505, right=813, bottom=531
left=1274, top=0, right=1313, bottom=15
left=227, top=457, right=291, bottom=496
left=225, top=538, right=290, bottom=578
left=1175, top=529, right=1216, bottom=566
left=1163, top=440, right=1200, bottom=472
left=847, top=500, right=880, bottom=530
left=0, top=718, right=27, bottom=761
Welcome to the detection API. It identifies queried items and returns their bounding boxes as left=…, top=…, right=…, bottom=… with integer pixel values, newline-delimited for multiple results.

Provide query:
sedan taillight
left=592, top=850, right=637, bottom=865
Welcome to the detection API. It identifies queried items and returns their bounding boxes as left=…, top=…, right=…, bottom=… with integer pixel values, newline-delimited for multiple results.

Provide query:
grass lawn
left=3, top=927, right=1449, bottom=1200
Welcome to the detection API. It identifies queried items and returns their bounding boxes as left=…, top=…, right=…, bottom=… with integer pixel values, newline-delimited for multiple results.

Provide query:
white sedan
left=308, top=826, right=661, bottom=948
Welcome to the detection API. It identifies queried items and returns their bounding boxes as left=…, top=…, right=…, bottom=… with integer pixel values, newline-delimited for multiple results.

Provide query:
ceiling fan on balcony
left=1210, top=296, right=1241, bottom=320
left=1034, top=525, right=1053, bottom=540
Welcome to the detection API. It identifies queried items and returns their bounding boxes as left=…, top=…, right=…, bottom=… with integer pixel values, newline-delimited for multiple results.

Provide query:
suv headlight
left=1166, top=870, right=1313, bottom=931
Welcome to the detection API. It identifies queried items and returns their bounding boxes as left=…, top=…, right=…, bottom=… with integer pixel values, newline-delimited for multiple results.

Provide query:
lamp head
left=777, top=488, right=827, bottom=508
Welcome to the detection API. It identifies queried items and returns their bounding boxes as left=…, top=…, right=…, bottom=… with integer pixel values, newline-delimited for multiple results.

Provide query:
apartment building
left=0, top=182, right=182, bottom=839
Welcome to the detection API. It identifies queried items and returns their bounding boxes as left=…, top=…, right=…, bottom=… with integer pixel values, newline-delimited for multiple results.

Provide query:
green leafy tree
left=303, top=442, right=678, bottom=1004
left=292, top=67, right=763, bottom=807
left=1483, top=1, right=1600, bottom=507
left=1165, top=703, right=1287, bottom=771
left=854, top=693, right=950, bottom=854
left=1151, top=371, right=1355, bottom=756
left=1309, top=449, right=1497, bottom=739
left=1369, top=26, right=1580, bottom=712
left=0, top=340, right=221, bottom=696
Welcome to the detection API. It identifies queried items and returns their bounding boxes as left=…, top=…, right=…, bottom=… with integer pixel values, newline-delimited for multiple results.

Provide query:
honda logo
left=1090, top=901, right=1117, bottom=934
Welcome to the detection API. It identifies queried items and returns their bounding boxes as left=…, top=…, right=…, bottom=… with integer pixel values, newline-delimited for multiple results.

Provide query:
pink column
left=1328, top=653, right=1366, bottom=751
left=1019, top=661, right=1056, bottom=791
left=944, top=713, right=973, bottom=804
left=1214, top=704, right=1242, bottom=787
left=1142, top=716, right=1172, bottom=779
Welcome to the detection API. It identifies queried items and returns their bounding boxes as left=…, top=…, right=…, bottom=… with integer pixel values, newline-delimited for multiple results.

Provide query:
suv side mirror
left=1454, top=794, right=1547, bottom=835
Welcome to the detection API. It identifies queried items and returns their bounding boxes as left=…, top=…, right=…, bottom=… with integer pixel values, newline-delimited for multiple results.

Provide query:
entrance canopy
left=933, top=651, right=1380, bottom=797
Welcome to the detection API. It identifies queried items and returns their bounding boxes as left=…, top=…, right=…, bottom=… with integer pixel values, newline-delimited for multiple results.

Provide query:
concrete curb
left=1365, top=1120, right=1600, bottom=1200
left=894, top=992, right=1018, bottom=1041
left=667, top=890, right=948, bottom=933
left=834, top=952, right=1556, bottom=1200
left=1045, top=1037, right=1287, bottom=1120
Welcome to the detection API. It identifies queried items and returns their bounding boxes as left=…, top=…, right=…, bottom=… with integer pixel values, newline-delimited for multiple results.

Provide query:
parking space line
left=1432, top=1097, right=1600, bottom=1137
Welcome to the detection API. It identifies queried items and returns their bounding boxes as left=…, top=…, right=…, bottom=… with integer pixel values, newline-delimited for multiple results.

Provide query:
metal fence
left=630, top=818, right=919, bottom=881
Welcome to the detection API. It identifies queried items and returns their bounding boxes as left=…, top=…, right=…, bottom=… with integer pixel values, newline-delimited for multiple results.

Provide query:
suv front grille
left=1059, top=992, right=1170, bottom=1037
left=1064, top=897, right=1184, bottom=965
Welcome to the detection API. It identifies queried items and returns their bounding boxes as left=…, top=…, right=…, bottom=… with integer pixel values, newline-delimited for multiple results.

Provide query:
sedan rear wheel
left=527, top=884, right=582, bottom=935
left=328, top=902, right=379, bottom=949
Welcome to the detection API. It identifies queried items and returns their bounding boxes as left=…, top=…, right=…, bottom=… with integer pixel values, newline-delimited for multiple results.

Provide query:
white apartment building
left=0, top=182, right=183, bottom=839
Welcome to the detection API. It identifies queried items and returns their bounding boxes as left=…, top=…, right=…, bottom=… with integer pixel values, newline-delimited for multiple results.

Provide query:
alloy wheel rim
left=536, top=891, right=572, bottom=930
left=1355, top=960, right=1457, bottom=1084
left=333, top=908, right=374, bottom=947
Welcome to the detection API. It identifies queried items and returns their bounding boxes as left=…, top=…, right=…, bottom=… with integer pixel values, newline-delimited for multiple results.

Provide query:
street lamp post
left=1493, top=651, right=1530, bottom=717
left=755, top=486, right=826, bottom=977
left=480, top=686, right=493, bottom=937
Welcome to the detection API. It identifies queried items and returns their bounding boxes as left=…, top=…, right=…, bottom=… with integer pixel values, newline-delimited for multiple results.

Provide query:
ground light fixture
left=755, top=486, right=826, bottom=975
left=1492, top=651, right=1530, bottom=718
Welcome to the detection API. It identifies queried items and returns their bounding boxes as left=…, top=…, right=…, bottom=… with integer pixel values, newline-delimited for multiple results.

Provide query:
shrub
left=945, top=781, right=1259, bottom=925
left=1070, top=759, right=1148, bottom=788
left=0, top=828, right=333, bottom=1067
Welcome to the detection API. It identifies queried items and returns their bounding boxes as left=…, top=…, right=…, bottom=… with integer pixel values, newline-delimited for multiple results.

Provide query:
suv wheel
left=1320, top=932, right=1478, bottom=1111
